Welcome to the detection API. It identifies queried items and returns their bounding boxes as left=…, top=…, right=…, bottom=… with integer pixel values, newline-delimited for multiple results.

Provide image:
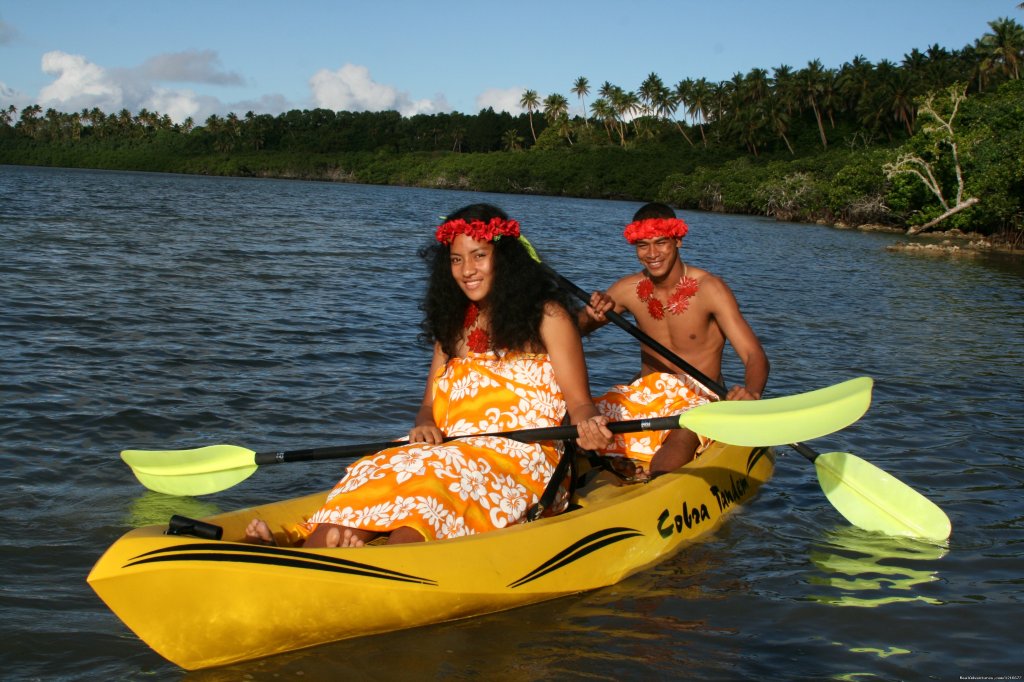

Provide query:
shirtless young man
left=580, top=202, right=769, bottom=477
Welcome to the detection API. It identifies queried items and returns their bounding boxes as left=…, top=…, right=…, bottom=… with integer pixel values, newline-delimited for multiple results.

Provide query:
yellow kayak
left=88, top=441, right=774, bottom=670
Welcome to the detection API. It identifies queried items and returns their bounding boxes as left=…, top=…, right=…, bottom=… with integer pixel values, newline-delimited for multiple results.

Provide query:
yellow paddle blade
left=814, top=451, right=951, bottom=541
left=678, top=377, right=873, bottom=447
left=121, top=445, right=258, bottom=497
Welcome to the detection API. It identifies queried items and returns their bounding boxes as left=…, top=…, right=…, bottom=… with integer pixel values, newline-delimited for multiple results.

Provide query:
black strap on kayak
left=525, top=442, right=580, bottom=522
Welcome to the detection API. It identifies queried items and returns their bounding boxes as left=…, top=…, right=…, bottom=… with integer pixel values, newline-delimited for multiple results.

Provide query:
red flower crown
left=435, top=217, right=521, bottom=245
left=623, top=217, right=689, bottom=244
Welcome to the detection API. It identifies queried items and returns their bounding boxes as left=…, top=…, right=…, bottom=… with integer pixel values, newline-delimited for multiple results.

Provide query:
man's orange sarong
left=297, top=351, right=565, bottom=542
left=594, top=372, right=714, bottom=464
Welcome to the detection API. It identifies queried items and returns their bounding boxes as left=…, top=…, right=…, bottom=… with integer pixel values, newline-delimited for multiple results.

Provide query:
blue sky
left=1, top=1, right=1019, bottom=123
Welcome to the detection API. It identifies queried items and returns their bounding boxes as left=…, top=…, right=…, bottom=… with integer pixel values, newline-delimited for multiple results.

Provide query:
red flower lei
left=636, top=273, right=699, bottom=319
left=463, top=303, right=490, bottom=353
left=623, top=217, right=689, bottom=244
left=436, top=217, right=521, bottom=245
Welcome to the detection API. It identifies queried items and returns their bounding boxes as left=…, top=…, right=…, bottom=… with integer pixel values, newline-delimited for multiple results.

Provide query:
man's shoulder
left=608, top=270, right=644, bottom=293
left=688, top=264, right=716, bottom=280
left=690, top=266, right=727, bottom=290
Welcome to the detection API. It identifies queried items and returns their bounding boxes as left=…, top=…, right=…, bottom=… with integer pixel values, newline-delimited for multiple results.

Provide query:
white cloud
left=39, top=51, right=124, bottom=112
left=476, top=87, right=526, bottom=114
left=142, top=87, right=203, bottom=123
left=25, top=50, right=273, bottom=124
left=309, top=63, right=447, bottom=116
left=17, top=52, right=462, bottom=125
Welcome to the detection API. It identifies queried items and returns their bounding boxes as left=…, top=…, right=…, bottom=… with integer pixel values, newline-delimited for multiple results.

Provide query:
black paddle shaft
left=254, top=416, right=682, bottom=466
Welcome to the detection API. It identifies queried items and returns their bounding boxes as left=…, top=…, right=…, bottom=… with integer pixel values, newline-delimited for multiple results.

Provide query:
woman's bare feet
left=324, top=527, right=371, bottom=548
left=304, top=523, right=378, bottom=548
left=244, top=519, right=276, bottom=545
left=303, top=523, right=424, bottom=547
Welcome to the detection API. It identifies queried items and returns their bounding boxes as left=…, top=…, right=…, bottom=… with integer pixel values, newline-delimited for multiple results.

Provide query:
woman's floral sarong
left=298, top=351, right=565, bottom=541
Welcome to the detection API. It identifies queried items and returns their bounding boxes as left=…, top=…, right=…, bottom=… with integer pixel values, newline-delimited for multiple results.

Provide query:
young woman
left=247, top=203, right=612, bottom=548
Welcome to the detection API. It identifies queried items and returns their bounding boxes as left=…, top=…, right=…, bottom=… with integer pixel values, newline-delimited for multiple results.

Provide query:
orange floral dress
left=298, top=351, right=565, bottom=542
left=594, top=372, right=714, bottom=463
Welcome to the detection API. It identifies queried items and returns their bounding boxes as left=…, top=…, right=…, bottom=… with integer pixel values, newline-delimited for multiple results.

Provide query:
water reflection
left=127, top=490, right=223, bottom=528
left=807, top=526, right=947, bottom=608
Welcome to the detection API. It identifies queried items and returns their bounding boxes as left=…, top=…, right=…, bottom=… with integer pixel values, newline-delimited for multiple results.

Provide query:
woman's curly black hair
left=418, top=203, right=577, bottom=359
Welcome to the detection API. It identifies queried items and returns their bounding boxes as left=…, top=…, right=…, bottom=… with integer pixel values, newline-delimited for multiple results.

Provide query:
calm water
left=1, top=165, right=1022, bottom=681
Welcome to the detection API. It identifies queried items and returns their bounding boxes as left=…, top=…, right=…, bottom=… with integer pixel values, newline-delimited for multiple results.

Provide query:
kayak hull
left=88, top=441, right=774, bottom=669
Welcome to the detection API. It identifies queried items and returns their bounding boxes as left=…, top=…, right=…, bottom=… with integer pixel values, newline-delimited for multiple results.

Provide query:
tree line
left=1, top=17, right=1022, bottom=241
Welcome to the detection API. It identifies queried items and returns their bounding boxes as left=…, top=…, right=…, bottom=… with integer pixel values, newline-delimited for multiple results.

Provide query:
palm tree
left=653, top=80, right=694, bottom=146
left=723, top=72, right=747, bottom=118
left=978, top=17, right=1024, bottom=81
left=616, top=89, right=641, bottom=141
left=679, top=77, right=711, bottom=146
left=709, top=81, right=729, bottom=144
left=88, top=107, right=107, bottom=138
left=638, top=72, right=664, bottom=119
left=922, top=44, right=958, bottom=90
left=590, top=98, right=616, bottom=142
left=116, top=108, right=134, bottom=136
left=820, top=67, right=839, bottom=129
left=902, top=47, right=928, bottom=91
left=244, top=110, right=267, bottom=150
left=888, top=71, right=917, bottom=136
left=519, top=89, right=540, bottom=143
left=543, top=93, right=572, bottom=145
left=674, top=78, right=693, bottom=115
left=136, top=108, right=157, bottom=134
left=857, top=59, right=898, bottom=140
left=502, top=128, right=523, bottom=151
left=601, top=83, right=632, bottom=145
left=797, top=59, right=829, bottom=149
left=765, top=97, right=795, bottom=154
left=205, top=114, right=231, bottom=152
left=835, top=56, right=873, bottom=115
left=543, top=93, right=569, bottom=123
left=18, top=104, right=43, bottom=139
left=572, top=77, right=590, bottom=127
left=745, top=68, right=771, bottom=104
left=0, top=104, right=16, bottom=127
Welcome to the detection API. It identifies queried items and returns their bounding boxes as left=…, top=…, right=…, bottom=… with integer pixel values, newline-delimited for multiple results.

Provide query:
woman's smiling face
left=449, top=233, right=495, bottom=302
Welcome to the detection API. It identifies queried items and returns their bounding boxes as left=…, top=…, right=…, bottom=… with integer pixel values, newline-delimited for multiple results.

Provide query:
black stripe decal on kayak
left=508, top=527, right=642, bottom=588
left=124, top=543, right=437, bottom=585
left=747, top=447, right=769, bottom=476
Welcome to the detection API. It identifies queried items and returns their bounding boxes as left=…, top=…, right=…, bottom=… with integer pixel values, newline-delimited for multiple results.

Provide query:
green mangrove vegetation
left=2, top=17, right=1022, bottom=243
